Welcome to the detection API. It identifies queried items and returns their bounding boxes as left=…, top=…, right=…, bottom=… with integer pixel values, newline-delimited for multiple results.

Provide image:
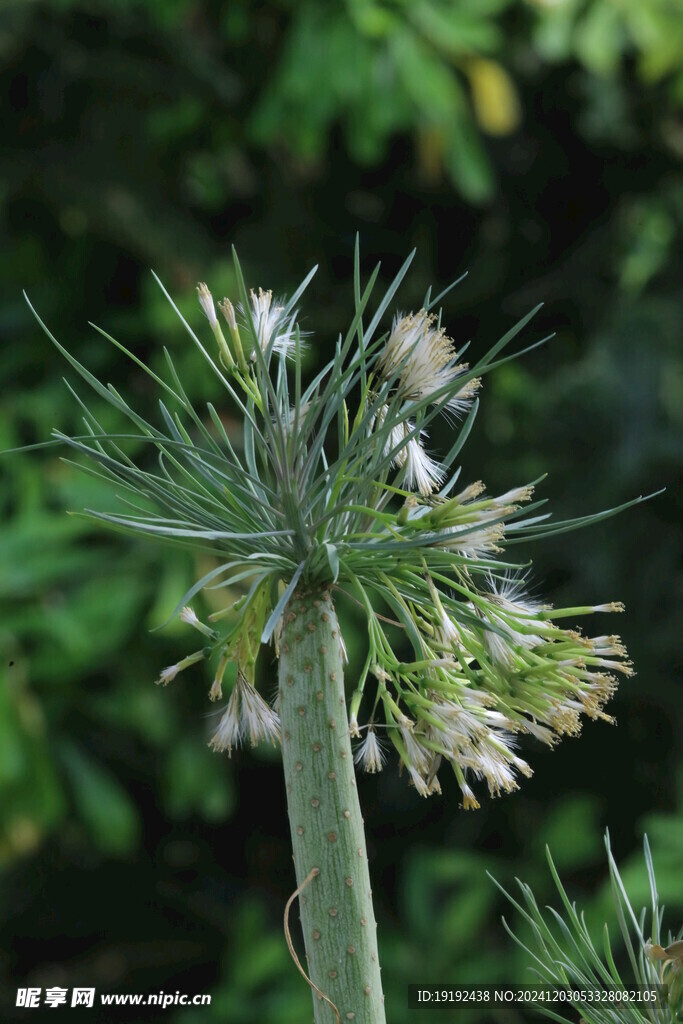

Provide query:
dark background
left=0, top=2, right=681, bottom=1021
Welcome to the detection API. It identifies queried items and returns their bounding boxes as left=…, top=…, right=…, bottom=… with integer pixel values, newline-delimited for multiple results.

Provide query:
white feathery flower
left=369, top=407, right=443, bottom=496
left=521, top=719, right=557, bottom=746
left=577, top=674, right=619, bottom=717
left=354, top=729, right=386, bottom=773
left=209, top=676, right=223, bottom=702
left=208, top=649, right=231, bottom=702
left=481, top=626, right=515, bottom=667
left=180, top=606, right=200, bottom=628
left=488, top=573, right=543, bottom=611
left=454, top=480, right=487, bottom=504
left=380, top=311, right=436, bottom=382
left=511, top=753, right=534, bottom=778
left=248, top=288, right=298, bottom=357
left=434, top=608, right=460, bottom=648
left=387, top=419, right=414, bottom=468
left=545, top=702, right=583, bottom=737
left=209, top=675, right=280, bottom=755
left=424, top=582, right=470, bottom=658
left=462, top=687, right=498, bottom=709
left=417, top=690, right=534, bottom=799
left=379, top=310, right=475, bottom=414
left=461, top=730, right=526, bottom=797
left=386, top=420, right=409, bottom=459
left=478, top=754, right=520, bottom=797
left=371, top=664, right=393, bottom=685
left=446, top=376, right=481, bottom=417
left=218, top=296, right=237, bottom=331
left=196, top=282, right=217, bottom=327
left=427, top=772, right=442, bottom=795
left=493, top=483, right=535, bottom=506
left=240, top=679, right=281, bottom=748
left=179, top=605, right=216, bottom=639
left=427, top=700, right=492, bottom=751
left=590, top=658, right=634, bottom=676
left=400, top=725, right=431, bottom=775
left=156, top=650, right=206, bottom=688
left=459, top=782, right=480, bottom=811
left=480, top=574, right=548, bottom=664
left=401, top=437, right=444, bottom=496
left=209, top=685, right=241, bottom=754
left=587, top=635, right=627, bottom=657
left=407, top=765, right=430, bottom=797
left=483, top=708, right=516, bottom=729
left=368, top=403, right=410, bottom=462
left=156, top=664, right=180, bottom=686
left=444, top=522, right=505, bottom=556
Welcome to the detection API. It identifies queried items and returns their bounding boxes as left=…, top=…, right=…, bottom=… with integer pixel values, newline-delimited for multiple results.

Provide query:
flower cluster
left=32, top=249, right=644, bottom=808
left=158, top=577, right=283, bottom=755
left=241, top=287, right=299, bottom=359
left=378, top=309, right=478, bottom=413
left=208, top=670, right=280, bottom=755
left=372, top=310, right=480, bottom=496
left=349, top=558, right=630, bottom=807
left=197, top=275, right=631, bottom=803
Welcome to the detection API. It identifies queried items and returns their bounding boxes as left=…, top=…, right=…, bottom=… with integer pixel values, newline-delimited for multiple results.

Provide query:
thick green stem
left=279, top=586, right=385, bottom=1024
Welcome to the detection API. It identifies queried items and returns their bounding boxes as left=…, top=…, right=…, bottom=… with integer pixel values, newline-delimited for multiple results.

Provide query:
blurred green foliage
left=0, top=0, right=681, bottom=1021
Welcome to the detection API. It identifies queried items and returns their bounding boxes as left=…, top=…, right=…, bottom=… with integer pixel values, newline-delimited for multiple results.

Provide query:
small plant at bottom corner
left=492, top=831, right=683, bottom=1023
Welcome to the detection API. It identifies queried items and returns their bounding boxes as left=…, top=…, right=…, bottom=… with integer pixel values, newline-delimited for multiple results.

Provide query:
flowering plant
left=22, top=243, right=651, bottom=1023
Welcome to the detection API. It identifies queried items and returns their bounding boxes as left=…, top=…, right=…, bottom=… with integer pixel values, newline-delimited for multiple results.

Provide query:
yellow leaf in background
left=7, top=818, right=42, bottom=857
left=467, top=58, right=522, bottom=136
left=415, top=126, right=446, bottom=185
